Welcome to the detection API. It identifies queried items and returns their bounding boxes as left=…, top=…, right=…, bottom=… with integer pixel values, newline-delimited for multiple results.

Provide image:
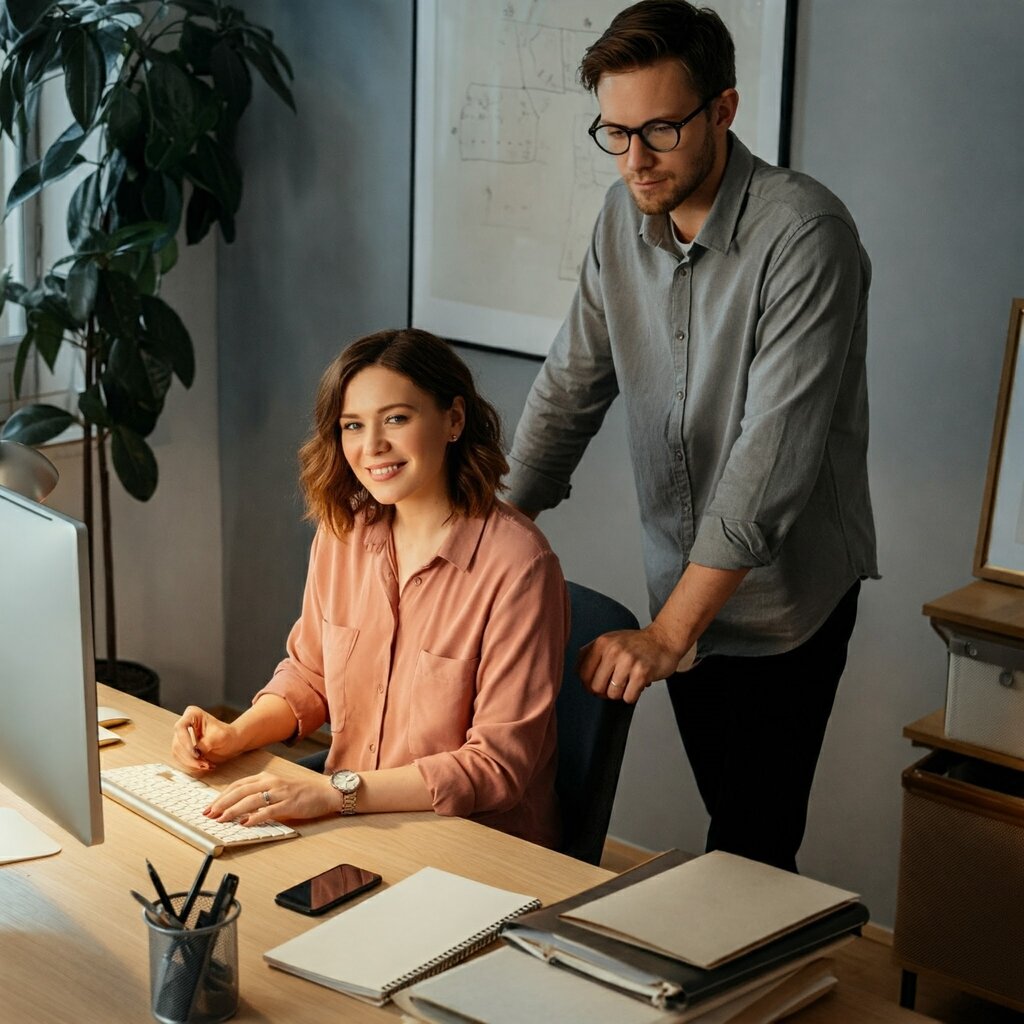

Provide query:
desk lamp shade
left=0, top=440, right=58, bottom=502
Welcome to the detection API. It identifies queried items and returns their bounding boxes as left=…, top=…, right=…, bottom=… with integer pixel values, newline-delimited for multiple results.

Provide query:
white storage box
left=944, top=629, right=1024, bottom=758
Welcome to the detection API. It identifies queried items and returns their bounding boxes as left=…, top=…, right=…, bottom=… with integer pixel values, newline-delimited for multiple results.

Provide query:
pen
left=130, top=889, right=184, bottom=930
left=187, top=723, right=201, bottom=759
left=199, top=872, right=239, bottom=929
left=179, top=852, right=214, bottom=927
left=146, top=858, right=177, bottom=921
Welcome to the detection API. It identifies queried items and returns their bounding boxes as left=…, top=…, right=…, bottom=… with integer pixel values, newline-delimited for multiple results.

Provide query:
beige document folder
left=561, top=851, right=858, bottom=969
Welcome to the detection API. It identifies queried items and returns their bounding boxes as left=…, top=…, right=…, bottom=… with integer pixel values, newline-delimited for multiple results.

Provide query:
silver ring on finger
left=261, top=790, right=272, bottom=805
left=608, top=680, right=621, bottom=690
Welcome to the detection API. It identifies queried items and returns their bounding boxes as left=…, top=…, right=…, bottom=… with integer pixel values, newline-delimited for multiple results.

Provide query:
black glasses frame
left=588, top=96, right=715, bottom=155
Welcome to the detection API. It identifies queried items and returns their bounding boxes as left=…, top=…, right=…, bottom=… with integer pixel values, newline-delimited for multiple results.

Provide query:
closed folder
left=501, top=850, right=868, bottom=1010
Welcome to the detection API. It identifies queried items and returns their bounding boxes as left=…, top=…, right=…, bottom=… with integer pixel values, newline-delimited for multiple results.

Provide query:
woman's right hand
left=171, top=706, right=244, bottom=772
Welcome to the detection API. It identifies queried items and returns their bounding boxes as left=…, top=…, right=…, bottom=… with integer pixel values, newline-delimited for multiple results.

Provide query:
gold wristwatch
left=329, top=769, right=361, bottom=815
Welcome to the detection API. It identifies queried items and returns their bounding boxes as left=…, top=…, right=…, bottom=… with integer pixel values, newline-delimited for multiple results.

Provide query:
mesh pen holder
left=144, top=892, right=240, bottom=1024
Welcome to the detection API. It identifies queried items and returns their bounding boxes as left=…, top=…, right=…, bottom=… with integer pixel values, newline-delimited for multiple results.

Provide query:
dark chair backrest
left=556, top=581, right=639, bottom=864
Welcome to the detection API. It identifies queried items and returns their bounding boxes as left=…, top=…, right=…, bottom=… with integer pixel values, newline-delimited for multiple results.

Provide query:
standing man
left=506, top=0, right=877, bottom=872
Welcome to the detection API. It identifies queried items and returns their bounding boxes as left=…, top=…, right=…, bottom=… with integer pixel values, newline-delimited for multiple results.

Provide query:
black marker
left=179, top=852, right=214, bottom=927
left=146, top=858, right=177, bottom=921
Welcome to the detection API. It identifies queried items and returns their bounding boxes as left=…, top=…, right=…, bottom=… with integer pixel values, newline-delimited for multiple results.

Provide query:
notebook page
left=264, top=866, right=538, bottom=1000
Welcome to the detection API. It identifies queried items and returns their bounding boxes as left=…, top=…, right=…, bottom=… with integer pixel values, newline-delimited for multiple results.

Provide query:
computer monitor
left=0, top=483, right=103, bottom=848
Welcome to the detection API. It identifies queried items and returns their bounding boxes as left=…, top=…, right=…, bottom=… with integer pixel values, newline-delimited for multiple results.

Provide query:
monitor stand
left=0, top=807, right=62, bottom=864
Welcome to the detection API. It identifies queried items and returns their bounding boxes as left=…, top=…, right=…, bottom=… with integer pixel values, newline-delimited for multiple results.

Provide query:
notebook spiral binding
left=382, top=897, right=542, bottom=998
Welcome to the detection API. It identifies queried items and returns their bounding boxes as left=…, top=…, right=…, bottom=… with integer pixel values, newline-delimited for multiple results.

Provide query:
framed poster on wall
left=975, top=298, right=1024, bottom=587
left=411, top=0, right=795, bottom=356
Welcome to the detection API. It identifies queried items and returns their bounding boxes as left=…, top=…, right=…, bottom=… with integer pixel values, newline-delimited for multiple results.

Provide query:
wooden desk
left=0, top=686, right=937, bottom=1023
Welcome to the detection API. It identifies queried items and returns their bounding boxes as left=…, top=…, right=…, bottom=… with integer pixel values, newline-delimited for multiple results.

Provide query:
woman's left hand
left=203, top=771, right=340, bottom=825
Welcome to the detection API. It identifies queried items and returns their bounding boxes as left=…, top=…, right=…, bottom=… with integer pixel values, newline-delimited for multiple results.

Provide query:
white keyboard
left=101, top=763, right=299, bottom=856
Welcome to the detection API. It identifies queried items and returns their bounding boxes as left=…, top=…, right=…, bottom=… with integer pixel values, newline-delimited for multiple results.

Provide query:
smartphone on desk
left=274, top=863, right=382, bottom=916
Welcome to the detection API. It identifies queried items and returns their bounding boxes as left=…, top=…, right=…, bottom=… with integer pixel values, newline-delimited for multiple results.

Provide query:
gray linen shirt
left=507, top=134, right=878, bottom=658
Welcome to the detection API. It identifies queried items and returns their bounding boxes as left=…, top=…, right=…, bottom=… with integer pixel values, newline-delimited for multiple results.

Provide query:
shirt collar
left=638, top=131, right=754, bottom=256
left=362, top=509, right=487, bottom=573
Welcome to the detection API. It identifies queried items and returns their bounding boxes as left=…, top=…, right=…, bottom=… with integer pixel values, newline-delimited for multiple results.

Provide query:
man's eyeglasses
left=588, top=96, right=714, bottom=155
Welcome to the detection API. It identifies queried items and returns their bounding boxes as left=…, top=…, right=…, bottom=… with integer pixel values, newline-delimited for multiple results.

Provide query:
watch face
left=331, top=770, right=360, bottom=794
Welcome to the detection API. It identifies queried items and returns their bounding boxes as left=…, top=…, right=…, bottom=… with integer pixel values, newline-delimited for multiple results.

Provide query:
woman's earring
left=450, top=434, right=458, bottom=442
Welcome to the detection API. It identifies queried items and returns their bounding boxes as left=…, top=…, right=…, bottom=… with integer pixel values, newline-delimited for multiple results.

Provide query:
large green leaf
left=95, top=269, right=141, bottom=340
left=40, top=121, right=86, bottom=182
left=147, top=58, right=196, bottom=141
left=108, top=333, right=153, bottom=401
left=242, top=43, right=295, bottom=113
left=0, top=403, right=75, bottom=445
left=5, top=0, right=54, bottom=34
left=95, top=23, right=129, bottom=76
left=111, top=425, right=157, bottom=500
left=143, top=125, right=188, bottom=173
left=78, top=384, right=112, bottom=428
left=140, top=345, right=172, bottom=402
left=141, top=171, right=182, bottom=241
left=108, top=220, right=169, bottom=254
left=25, top=309, right=65, bottom=368
left=0, top=63, right=17, bottom=138
left=141, top=294, right=194, bottom=387
left=105, top=83, right=142, bottom=151
left=101, top=371, right=158, bottom=436
left=61, top=28, right=105, bottom=129
left=181, top=20, right=217, bottom=75
left=66, top=256, right=99, bottom=323
left=67, top=168, right=101, bottom=249
left=184, top=184, right=216, bottom=244
left=5, top=159, right=41, bottom=217
left=23, top=24, right=61, bottom=84
left=209, top=39, right=250, bottom=118
left=158, top=236, right=178, bottom=274
left=186, top=134, right=241, bottom=214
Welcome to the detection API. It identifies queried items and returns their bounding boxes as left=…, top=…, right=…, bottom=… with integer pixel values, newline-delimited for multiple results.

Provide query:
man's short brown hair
left=579, top=0, right=736, bottom=100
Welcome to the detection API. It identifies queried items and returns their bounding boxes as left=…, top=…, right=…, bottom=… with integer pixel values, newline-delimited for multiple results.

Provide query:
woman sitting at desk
left=171, top=329, right=567, bottom=848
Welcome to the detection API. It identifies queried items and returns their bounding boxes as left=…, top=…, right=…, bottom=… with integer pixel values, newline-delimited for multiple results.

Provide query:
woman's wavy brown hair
left=299, top=328, right=508, bottom=535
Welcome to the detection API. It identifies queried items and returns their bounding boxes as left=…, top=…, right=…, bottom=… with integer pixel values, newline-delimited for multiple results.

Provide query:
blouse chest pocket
left=408, top=650, right=480, bottom=756
left=322, top=621, right=359, bottom=733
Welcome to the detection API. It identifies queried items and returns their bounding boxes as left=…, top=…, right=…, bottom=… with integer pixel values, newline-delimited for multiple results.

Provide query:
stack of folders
left=394, top=850, right=869, bottom=1024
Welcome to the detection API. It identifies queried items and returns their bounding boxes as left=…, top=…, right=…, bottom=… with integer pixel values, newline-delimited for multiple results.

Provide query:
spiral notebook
left=262, top=866, right=540, bottom=1006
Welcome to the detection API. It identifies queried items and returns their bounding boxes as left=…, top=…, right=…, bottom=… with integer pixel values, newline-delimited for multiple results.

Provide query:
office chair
left=556, top=581, right=638, bottom=864
left=296, top=581, right=639, bottom=866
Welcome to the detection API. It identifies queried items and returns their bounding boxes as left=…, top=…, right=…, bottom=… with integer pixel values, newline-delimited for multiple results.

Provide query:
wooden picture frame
left=974, top=298, right=1024, bottom=586
left=411, top=0, right=795, bottom=356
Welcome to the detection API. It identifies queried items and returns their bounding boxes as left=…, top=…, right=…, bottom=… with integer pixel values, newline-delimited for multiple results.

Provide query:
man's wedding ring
left=261, top=790, right=271, bottom=805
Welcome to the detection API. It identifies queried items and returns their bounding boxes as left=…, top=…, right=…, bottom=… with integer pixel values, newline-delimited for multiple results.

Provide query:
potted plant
left=0, top=0, right=293, bottom=697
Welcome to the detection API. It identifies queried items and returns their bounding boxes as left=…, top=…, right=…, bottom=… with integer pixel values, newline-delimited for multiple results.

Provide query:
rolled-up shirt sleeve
left=689, top=214, right=868, bottom=570
left=414, top=550, right=568, bottom=818
left=252, top=529, right=330, bottom=739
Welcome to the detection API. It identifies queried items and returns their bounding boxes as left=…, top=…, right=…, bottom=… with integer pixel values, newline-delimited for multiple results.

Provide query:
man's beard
left=626, top=127, right=717, bottom=216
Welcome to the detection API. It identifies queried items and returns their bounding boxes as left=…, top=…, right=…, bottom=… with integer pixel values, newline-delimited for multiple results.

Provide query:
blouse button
left=377, top=684, right=384, bottom=694
left=369, top=742, right=376, bottom=753
left=413, top=576, right=422, bottom=585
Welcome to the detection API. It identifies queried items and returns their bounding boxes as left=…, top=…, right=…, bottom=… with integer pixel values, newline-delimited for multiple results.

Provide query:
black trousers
left=666, top=582, right=861, bottom=873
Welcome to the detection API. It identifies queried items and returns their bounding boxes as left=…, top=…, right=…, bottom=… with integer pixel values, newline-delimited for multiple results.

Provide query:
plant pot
left=96, top=659, right=160, bottom=706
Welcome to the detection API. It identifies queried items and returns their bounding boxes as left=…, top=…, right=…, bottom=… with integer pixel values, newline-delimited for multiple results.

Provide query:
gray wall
left=220, top=1, right=1024, bottom=927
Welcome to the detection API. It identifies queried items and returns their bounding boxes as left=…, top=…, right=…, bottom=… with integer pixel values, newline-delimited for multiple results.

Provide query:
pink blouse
left=254, top=501, right=568, bottom=848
